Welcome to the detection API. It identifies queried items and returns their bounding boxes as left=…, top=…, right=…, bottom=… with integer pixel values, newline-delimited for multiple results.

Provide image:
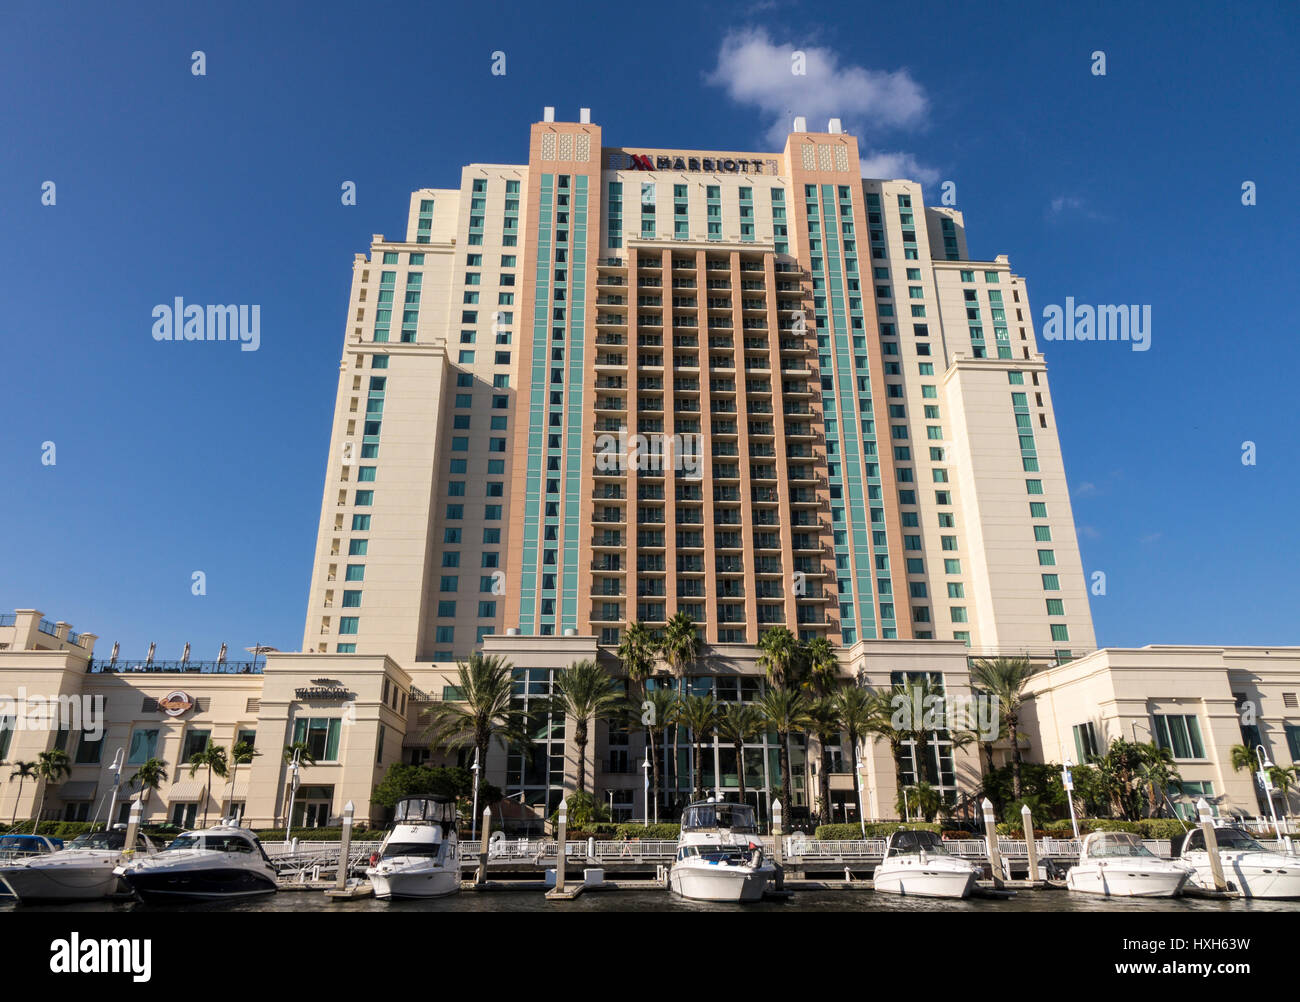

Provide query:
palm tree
left=676, top=693, right=719, bottom=799
left=642, top=686, right=678, bottom=818
left=187, top=741, right=229, bottom=828
left=1137, top=742, right=1180, bottom=817
left=618, top=621, right=657, bottom=812
left=716, top=703, right=764, bottom=804
left=1228, top=744, right=1256, bottom=775
left=806, top=697, right=842, bottom=826
left=549, top=659, right=625, bottom=795
left=863, top=688, right=909, bottom=806
left=968, top=656, right=1039, bottom=798
left=1095, top=737, right=1146, bottom=820
left=128, top=757, right=168, bottom=811
left=226, top=739, right=258, bottom=823
left=1267, top=765, right=1297, bottom=816
left=757, top=686, right=810, bottom=826
left=421, top=652, right=530, bottom=788
left=8, top=761, right=37, bottom=827
left=803, top=636, right=839, bottom=697
left=833, top=686, right=875, bottom=823
left=31, top=749, right=72, bottom=832
left=756, top=626, right=799, bottom=689
left=659, top=613, right=700, bottom=808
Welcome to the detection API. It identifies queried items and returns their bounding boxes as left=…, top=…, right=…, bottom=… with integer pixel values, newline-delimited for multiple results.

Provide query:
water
left=5, top=886, right=1297, bottom=914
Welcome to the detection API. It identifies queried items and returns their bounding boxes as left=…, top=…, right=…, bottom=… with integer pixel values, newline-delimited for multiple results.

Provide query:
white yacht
left=872, top=829, right=979, bottom=899
left=0, top=827, right=158, bottom=903
left=1175, top=824, right=1300, bottom=899
left=366, top=796, right=461, bottom=900
left=116, top=823, right=277, bottom=901
left=668, top=800, right=775, bottom=903
left=1066, top=831, right=1189, bottom=898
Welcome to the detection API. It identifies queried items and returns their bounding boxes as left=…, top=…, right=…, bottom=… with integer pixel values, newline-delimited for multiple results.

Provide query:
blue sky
left=2, top=0, right=1297, bottom=658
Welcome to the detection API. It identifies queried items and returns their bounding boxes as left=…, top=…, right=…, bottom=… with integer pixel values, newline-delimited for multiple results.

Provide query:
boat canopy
left=65, top=830, right=155, bottom=852
left=1081, top=831, right=1156, bottom=859
left=885, top=829, right=947, bottom=856
left=1181, top=826, right=1265, bottom=854
left=394, top=796, right=457, bottom=825
left=681, top=802, right=758, bottom=833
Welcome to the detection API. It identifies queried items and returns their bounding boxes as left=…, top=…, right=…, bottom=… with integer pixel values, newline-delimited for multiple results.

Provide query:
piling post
left=475, top=807, right=492, bottom=887
left=1197, top=798, right=1227, bottom=892
left=982, top=797, right=1004, bottom=888
left=554, top=799, right=568, bottom=894
left=123, top=798, right=142, bottom=861
left=335, top=800, right=354, bottom=891
left=1021, top=803, right=1039, bottom=883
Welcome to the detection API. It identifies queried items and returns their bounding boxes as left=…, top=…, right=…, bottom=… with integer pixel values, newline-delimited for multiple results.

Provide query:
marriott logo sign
left=609, top=152, right=778, bottom=175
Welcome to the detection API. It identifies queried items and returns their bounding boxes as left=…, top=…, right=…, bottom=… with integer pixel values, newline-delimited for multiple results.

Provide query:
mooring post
left=335, top=800, right=354, bottom=891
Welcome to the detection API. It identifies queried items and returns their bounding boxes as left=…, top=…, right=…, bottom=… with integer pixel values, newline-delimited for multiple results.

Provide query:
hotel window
left=339, top=616, right=359, bottom=635
left=345, top=564, right=365, bottom=581
left=75, top=731, right=104, bottom=764
left=1072, top=721, right=1100, bottom=762
left=1037, top=550, right=1056, bottom=566
left=1050, top=624, right=1069, bottom=642
left=1041, top=573, right=1060, bottom=589
left=293, top=717, right=343, bottom=761
left=180, top=729, right=212, bottom=764
left=1153, top=714, right=1206, bottom=760
left=127, top=728, right=160, bottom=765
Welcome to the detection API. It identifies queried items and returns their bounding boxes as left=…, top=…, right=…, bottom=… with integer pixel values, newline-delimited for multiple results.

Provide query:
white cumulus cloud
left=705, top=28, right=932, bottom=170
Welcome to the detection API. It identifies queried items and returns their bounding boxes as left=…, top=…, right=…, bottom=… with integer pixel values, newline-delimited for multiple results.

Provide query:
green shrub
left=253, top=827, right=387, bottom=842
left=813, top=822, right=941, bottom=840
left=1136, top=819, right=1190, bottom=840
left=613, top=823, right=681, bottom=840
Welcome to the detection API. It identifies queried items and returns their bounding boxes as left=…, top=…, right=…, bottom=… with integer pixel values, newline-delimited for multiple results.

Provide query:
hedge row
left=813, top=822, right=942, bottom=839
left=993, top=818, right=1191, bottom=840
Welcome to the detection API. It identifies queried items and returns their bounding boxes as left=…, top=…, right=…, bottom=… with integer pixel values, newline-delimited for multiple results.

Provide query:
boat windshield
left=1086, top=832, right=1155, bottom=858
left=887, top=830, right=947, bottom=856
left=67, top=831, right=127, bottom=851
left=1184, top=827, right=1266, bottom=853
left=393, top=797, right=457, bottom=825
left=681, top=804, right=758, bottom=833
left=163, top=834, right=256, bottom=853
left=381, top=841, right=442, bottom=860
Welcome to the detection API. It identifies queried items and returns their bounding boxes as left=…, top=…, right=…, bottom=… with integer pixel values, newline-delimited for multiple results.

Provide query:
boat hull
left=367, top=865, right=460, bottom=900
left=669, top=862, right=774, bottom=903
left=1182, top=854, right=1300, bottom=899
left=0, top=861, right=123, bottom=903
left=1067, top=863, right=1188, bottom=898
left=122, top=866, right=277, bottom=901
left=873, top=861, right=977, bottom=899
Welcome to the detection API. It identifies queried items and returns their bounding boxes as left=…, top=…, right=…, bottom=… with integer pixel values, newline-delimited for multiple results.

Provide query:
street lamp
left=1062, top=758, right=1079, bottom=840
left=470, top=747, right=481, bottom=843
left=855, top=751, right=867, bottom=837
left=284, top=747, right=301, bottom=846
left=641, top=755, right=652, bottom=825
left=1255, top=744, right=1284, bottom=842
left=99, top=747, right=124, bottom=831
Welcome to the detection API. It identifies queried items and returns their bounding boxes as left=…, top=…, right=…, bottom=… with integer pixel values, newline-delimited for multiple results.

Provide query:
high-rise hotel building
left=302, top=110, right=1096, bottom=664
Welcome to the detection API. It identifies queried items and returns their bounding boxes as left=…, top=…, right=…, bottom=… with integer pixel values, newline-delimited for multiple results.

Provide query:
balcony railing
left=87, top=659, right=264, bottom=675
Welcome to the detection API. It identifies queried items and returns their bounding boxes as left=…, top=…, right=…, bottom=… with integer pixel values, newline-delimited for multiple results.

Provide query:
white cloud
left=858, top=150, right=941, bottom=186
left=706, top=27, right=930, bottom=150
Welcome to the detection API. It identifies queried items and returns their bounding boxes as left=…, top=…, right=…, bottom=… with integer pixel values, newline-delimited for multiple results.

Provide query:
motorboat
left=668, top=800, right=775, bottom=903
left=1175, top=824, right=1300, bottom=899
left=116, top=823, right=277, bottom=901
left=366, top=795, right=461, bottom=900
left=0, top=827, right=158, bottom=903
left=0, top=834, right=64, bottom=862
left=872, top=829, right=979, bottom=899
left=1065, top=831, right=1188, bottom=898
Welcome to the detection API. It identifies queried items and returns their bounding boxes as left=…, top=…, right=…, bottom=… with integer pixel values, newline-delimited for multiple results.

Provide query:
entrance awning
left=58, top=781, right=99, bottom=800
left=165, top=779, right=208, bottom=802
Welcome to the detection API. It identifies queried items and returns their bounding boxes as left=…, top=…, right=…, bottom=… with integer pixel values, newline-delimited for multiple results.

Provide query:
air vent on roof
left=141, top=697, right=158, bottom=712
left=246, top=698, right=261, bottom=714
left=1284, top=692, right=1298, bottom=709
left=194, top=698, right=211, bottom=714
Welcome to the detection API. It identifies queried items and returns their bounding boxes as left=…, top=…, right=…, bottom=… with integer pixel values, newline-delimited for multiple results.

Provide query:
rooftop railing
left=87, top=659, right=263, bottom=675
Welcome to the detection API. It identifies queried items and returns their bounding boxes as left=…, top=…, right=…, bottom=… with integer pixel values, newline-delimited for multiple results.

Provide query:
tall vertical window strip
left=607, top=182, right=622, bottom=249
left=561, top=174, right=589, bottom=633
left=416, top=199, right=434, bottom=243
left=519, top=174, right=553, bottom=631
left=771, top=188, right=788, bottom=255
